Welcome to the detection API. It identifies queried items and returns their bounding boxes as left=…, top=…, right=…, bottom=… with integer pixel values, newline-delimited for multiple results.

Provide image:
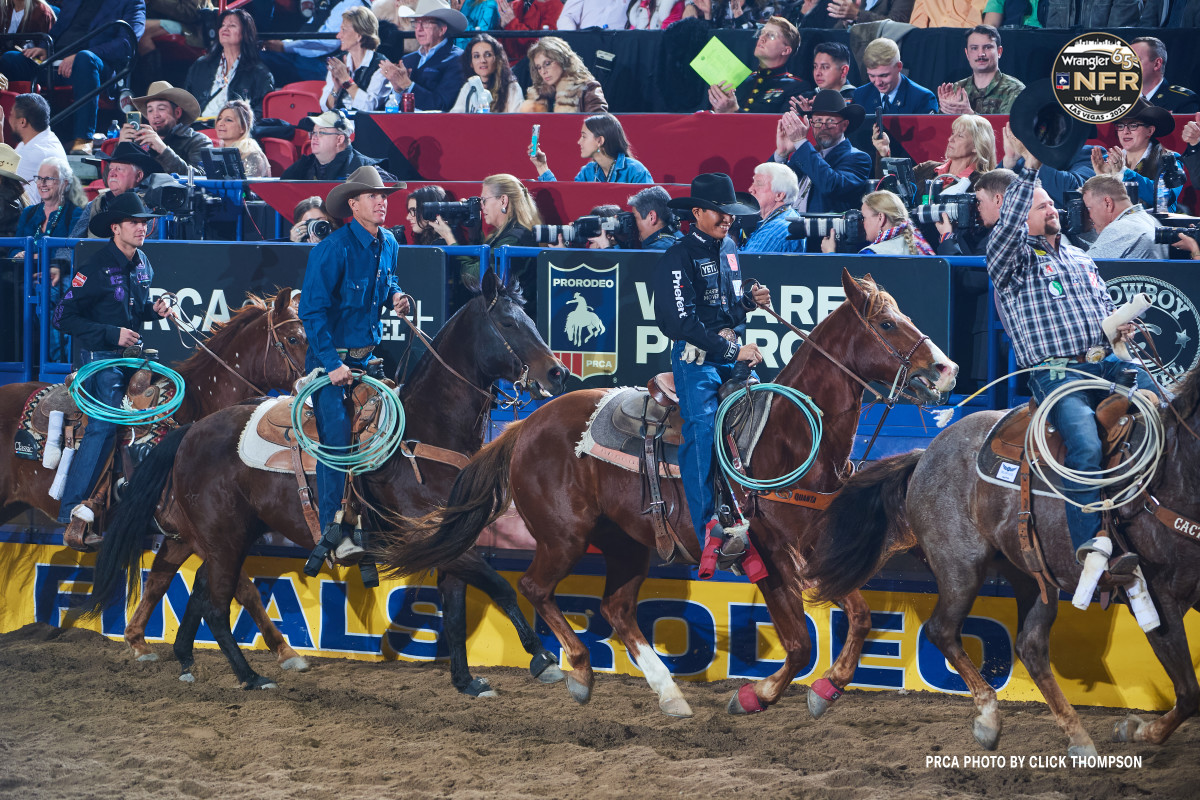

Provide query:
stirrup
left=304, top=524, right=344, bottom=576
left=1107, top=552, right=1140, bottom=576
left=698, top=535, right=722, bottom=580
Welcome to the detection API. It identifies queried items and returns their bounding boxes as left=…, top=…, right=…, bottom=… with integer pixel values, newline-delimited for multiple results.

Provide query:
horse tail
left=806, top=450, right=924, bottom=604
left=374, top=420, right=524, bottom=576
left=85, top=423, right=192, bottom=616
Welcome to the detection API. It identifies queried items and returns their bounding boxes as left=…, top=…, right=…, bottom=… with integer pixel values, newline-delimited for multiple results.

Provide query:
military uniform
left=1146, top=82, right=1199, bottom=114
left=953, top=72, right=1025, bottom=115
left=736, top=66, right=811, bottom=114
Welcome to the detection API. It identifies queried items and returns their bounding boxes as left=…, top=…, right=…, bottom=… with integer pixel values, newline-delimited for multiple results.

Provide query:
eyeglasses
left=34, top=176, right=61, bottom=184
left=309, top=129, right=342, bottom=137
left=1114, top=122, right=1147, bottom=132
left=811, top=118, right=844, bottom=128
left=533, top=61, right=558, bottom=73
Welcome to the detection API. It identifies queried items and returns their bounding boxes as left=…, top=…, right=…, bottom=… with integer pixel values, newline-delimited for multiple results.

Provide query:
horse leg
left=173, top=565, right=206, bottom=684
left=597, top=537, right=692, bottom=718
left=807, top=589, right=872, bottom=720
left=726, top=573, right=815, bottom=715
left=204, top=555, right=277, bottom=690
left=124, top=538, right=193, bottom=662
left=233, top=570, right=309, bottom=672
left=518, top=543, right=595, bottom=705
left=1113, top=593, right=1199, bottom=746
left=435, top=567, right=498, bottom=698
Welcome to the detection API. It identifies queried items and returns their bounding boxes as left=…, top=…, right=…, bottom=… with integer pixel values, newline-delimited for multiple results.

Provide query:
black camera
left=1160, top=153, right=1187, bottom=191
left=388, top=223, right=407, bottom=245
left=533, top=212, right=638, bottom=246
left=1154, top=225, right=1199, bottom=245
left=912, top=194, right=978, bottom=230
left=879, top=157, right=918, bottom=207
left=421, top=198, right=482, bottom=229
left=147, top=183, right=218, bottom=219
left=787, top=210, right=865, bottom=242
left=1061, top=190, right=1088, bottom=236
left=305, top=218, right=333, bottom=241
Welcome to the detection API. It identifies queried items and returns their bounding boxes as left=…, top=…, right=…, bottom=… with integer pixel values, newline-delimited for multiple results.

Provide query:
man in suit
left=850, top=37, right=937, bottom=115
left=771, top=90, right=872, bottom=215
left=377, top=0, right=467, bottom=112
left=1131, top=36, right=1199, bottom=114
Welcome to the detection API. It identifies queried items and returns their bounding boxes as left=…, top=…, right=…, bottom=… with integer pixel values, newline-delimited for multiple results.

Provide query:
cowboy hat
left=808, top=89, right=865, bottom=133
left=88, top=191, right=163, bottom=238
left=84, top=142, right=164, bottom=176
left=0, top=143, right=25, bottom=183
left=132, top=81, right=202, bottom=126
left=326, top=166, right=406, bottom=218
left=410, top=0, right=468, bottom=39
left=1115, top=98, right=1175, bottom=139
left=298, top=108, right=355, bottom=134
left=668, top=173, right=759, bottom=216
left=1010, top=80, right=1096, bottom=171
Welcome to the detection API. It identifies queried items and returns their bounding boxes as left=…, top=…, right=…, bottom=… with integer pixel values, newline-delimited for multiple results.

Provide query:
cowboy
left=51, top=192, right=171, bottom=550
left=652, top=173, right=772, bottom=579
left=299, top=166, right=410, bottom=573
left=119, top=81, right=213, bottom=175
left=378, top=0, right=468, bottom=113
left=72, top=142, right=178, bottom=239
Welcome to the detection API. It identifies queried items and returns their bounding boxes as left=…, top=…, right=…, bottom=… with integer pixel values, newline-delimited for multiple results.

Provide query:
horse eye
left=501, top=320, right=515, bottom=329
left=880, top=321, right=894, bottom=331
left=288, top=336, right=299, bottom=345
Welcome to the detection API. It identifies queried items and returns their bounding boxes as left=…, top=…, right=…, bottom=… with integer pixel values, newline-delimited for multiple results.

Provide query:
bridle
left=848, top=300, right=929, bottom=407
left=264, top=302, right=306, bottom=383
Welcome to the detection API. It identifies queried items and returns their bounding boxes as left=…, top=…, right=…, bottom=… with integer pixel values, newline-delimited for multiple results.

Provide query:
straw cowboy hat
left=326, top=166, right=406, bottom=218
left=410, top=0, right=468, bottom=39
left=0, top=143, right=25, bottom=183
left=88, top=191, right=163, bottom=238
left=668, top=173, right=759, bottom=216
left=132, top=81, right=202, bottom=126
left=808, top=89, right=866, bottom=133
left=84, top=142, right=164, bottom=176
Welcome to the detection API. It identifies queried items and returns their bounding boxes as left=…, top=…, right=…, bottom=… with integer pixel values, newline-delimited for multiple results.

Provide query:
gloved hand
left=681, top=343, right=706, bottom=364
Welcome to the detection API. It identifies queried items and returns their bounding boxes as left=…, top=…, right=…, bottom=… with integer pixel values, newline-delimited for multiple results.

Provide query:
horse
left=88, top=271, right=570, bottom=692
left=803, top=365, right=1200, bottom=756
left=373, top=269, right=958, bottom=716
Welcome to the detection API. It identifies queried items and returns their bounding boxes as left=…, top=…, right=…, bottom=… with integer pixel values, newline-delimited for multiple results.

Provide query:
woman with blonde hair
left=520, top=37, right=608, bottom=113
left=320, top=5, right=391, bottom=112
left=822, top=189, right=935, bottom=255
left=214, top=99, right=271, bottom=178
left=872, top=113, right=996, bottom=191
left=456, top=173, right=543, bottom=307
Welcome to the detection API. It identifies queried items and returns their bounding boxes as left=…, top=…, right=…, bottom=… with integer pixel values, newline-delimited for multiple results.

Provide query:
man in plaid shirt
left=987, top=137, right=1155, bottom=571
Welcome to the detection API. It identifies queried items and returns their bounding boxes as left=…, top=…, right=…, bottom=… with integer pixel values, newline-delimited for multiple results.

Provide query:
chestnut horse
left=375, top=269, right=958, bottom=716
left=805, top=365, right=1200, bottom=756
left=89, top=272, right=569, bottom=691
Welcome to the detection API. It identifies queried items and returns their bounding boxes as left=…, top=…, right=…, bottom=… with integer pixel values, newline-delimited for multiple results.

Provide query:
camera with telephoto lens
left=1060, top=190, right=1088, bottom=236
left=146, top=182, right=219, bottom=219
left=305, top=218, right=333, bottom=242
left=421, top=198, right=482, bottom=229
left=533, top=211, right=638, bottom=246
left=879, top=157, right=918, bottom=207
left=786, top=210, right=865, bottom=242
left=912, top=194, right=978, bottom=231
left=1153, top=224, right=1199, bottom=245
left=388, top=223, right=407, bottom=245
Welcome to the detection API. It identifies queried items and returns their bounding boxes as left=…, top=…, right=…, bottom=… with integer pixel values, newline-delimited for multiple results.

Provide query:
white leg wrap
left=42, top=410, right=64, bottom=469
left=630, top=641, right=684, bottom=703
left=49, top=447, right=75, bottom=501
left=71, top=503, right=94, bottom=523
left=1126, top=566, right=1160, bottom=632
left=1072, top=538, right=1112, bottom=610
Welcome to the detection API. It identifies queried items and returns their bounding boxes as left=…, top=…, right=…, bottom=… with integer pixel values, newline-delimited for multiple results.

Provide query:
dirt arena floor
left=1, top=623, right=1197, bottom=800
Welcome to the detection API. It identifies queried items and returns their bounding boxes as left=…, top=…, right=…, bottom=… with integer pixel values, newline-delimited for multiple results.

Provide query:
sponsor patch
left=996, top=462, right=1019, bottom=483
left=72, top=273, right=87, bottom=287
left=726, top=253, right=739, bottom=272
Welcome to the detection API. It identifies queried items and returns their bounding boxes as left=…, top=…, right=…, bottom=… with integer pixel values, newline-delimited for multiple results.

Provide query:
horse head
left=473, top=269, right=568, bottom=398
left=263, top=288, right=308, bottom=387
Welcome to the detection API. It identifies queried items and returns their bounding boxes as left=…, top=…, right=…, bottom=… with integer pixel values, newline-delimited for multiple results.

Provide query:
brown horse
left=88, top=272, right=569, bottom=691
left=804, top=365, right=1200, bottom=756
left=375, top=269, right=958, bottom=716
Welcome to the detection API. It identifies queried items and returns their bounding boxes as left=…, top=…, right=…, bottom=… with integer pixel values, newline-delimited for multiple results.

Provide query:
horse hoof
left=244, top=676, right=278, bottom=690
left=973, top=717, right=1001, bottom=751
left=136, top=652, right=159, bottom=663
left=536, top=664, right=565, bottom=684
left=1113, top=715, right=1146, bottom=743
left=1068, top=743, right=1098, bottom=760
left=529, top=650, right=565, bottom=684
left=807, top=689, right=831, bottom=719
left=660, top=697, right=693, bottom=718
left=806, top=678, right=842, bottom=720
left=179, top=672, right=195, bottom=684
left=462, top=677, right=498, bottom=698
left=565, top=674, right=591, bottom=705
left=279, top=656, right=310, bottom=672
left=728, top=683, right=767, bottom=715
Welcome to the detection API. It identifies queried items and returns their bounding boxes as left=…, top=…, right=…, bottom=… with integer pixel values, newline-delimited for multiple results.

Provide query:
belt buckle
left=347, top=346, right=374, bottom=360
left=1085, top=346, right=1105, bottom=364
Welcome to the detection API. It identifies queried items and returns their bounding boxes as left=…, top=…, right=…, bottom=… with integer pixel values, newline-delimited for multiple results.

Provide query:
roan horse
left=374, top=270, right=958, bottom=716
left=89, top=272, right=570, bottom=691
left=804, top=366, right=1200, bottom=755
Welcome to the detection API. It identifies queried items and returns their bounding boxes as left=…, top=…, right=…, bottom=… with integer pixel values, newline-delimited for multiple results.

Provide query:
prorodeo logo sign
left=548, top=261, right=619, bottom=381
left=1106, top=275, right=1200, bottom=390
left=1052, top=33, right=1141, bottom=123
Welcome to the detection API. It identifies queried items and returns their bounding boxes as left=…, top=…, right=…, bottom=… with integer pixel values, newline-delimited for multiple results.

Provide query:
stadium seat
left=262, top=90, right=322, bottom=126
left=281, top=81, right=326, bottom=98
left=152, top=33, right=206, bottom=64
left=260, top=136, right=298, bottom=176
left=0, top=91, right=16, bottom=146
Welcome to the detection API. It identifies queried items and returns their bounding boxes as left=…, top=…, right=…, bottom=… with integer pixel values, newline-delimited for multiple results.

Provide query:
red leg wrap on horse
left=811, top=678, right=843, bottom=703
left=740, top=539, right=768, bottom=583
left=698, top=536, right=721, bottom=580
left=737, top=682, right=767, bottom=713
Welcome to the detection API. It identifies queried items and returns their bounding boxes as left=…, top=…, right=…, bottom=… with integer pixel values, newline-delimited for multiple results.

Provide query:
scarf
left=874, top=221, right=935, bottom=255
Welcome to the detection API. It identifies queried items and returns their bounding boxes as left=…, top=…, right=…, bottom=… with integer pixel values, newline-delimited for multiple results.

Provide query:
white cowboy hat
left=410, top=0, right=468, bottom=38
left=0, top=143, right=25, bottom=183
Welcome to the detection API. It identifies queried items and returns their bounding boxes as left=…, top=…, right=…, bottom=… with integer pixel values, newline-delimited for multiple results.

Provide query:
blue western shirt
left=741, top=206, right=804, bottom=253
left=538, top=152, right=654, bottom=183
left=299, top=218, right=402, bottom=373
left=642, top=228, right=681, bottom=250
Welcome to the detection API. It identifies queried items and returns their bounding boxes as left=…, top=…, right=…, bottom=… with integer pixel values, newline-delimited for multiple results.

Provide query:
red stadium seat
left=262, top=90, right=322, bottom=126
left=152, top=33, right=206, bottom=63
left=260, top=136, right=298, bottom=176
left=0, top=91, right=16, bottom=146
left=281, top=81, right=326, bottom=97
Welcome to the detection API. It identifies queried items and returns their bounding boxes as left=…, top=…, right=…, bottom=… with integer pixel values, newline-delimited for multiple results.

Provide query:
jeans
left=57, top=359, right=124, bottom=522
left=305, top=350, right=367, bottom=531
left=1027, top=355, right=1156, bottom=551
left=0, top=49, right=108, bottom=141
left=671, top=340, right=741, bottom=546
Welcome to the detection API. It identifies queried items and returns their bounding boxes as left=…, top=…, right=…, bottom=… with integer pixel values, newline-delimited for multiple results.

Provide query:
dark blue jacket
left=11, top=201, right=82, bottom=258
left=52, top=0, right=145, bottom=67
left=851, top=74, right=937, bottom=115
left=784, top=138, right=873, bottom=213
left=298, top=219, right=403, bottom=374
left=401, top=41, right=465, bottom=112
left=53, top=240, right=157, bottom=352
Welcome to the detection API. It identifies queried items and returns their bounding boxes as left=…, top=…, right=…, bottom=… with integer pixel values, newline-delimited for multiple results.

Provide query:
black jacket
left=184, top=53, right=276, bottom=119
left=280, top=145, right=394, bottom=181
left=155, top=123, right=214, bottom=175
left=52, top=240, right=158, bottom=353
left=401, top=41, right=465, bottom=112
left=653, top=229, right=754, bottom=364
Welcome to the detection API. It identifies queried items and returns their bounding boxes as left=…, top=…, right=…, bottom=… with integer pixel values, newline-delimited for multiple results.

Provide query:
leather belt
left=1060, top=345, right=1108, bottom=364
left=337, top=346, right=375, bottom=360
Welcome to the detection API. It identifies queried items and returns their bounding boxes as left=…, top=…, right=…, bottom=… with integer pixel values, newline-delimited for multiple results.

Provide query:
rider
left=652, top=173, right=772, bottom=579
left=987, top=130, right=1155, bottom=576
left=52, top=192, right=172, bottom=551
left=299, top=166, right=409, bottom=572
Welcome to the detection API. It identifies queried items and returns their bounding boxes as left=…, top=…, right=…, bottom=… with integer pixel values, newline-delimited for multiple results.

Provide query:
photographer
left=532, top=114, right=653, bottom=184
left=289, top=196, right=340, bottom=244
left=935, top=167, right=1016, bottom=256
left=628, top=186, right=681, bottom=251
left=742, top=163, right=801, bottom=254
left=820, top=189, right=934, bottom=255
left=872, top=114, right=995, bottom=191
left=1081, top=175, right=1166, bottom=261
left=456, top=174, right=542, bottom=311
left=407, top=185, right=461, bottom=246
left=1169, top=233, right=1200, bottom=261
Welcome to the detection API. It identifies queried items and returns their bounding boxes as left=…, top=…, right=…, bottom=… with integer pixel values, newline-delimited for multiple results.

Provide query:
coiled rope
left=69, top=358, right=185, bottom=426
left=715, top=383, right=823, bottom=491
left=291, top=369, right=406, bottom=473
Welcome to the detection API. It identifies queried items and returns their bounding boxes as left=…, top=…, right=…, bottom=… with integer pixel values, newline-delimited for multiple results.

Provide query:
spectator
left=1181, top=113, right=1200, bottom=190
left=826, top=0, right=914, bottom=25
left=262, top=0, right=371, bottom=85
left=872, top=114, right=995, bottom=191
left=851, top=37, right=937, bottom=115
left=183, top=8, right=275, bottom=120
left=450, top=34, right=523, bottom=112
left=938, top=26, right=1023, bottom=116
left=772, top=89, right=872, bottom=213
left=281, top=110, right=395, bottom=181
left=521, top=37, right=608, bottom=113
left=627, top=186, right=681, bottom=250
left=532, top=113, right=653, bottom=182
left=12, top=157, right=83, bottom=259
left=709, top=16, right=808, bottom=114
left=0, top=0, right=55, bottom=33
left=124, top=81, right=212, bottom=174
left=375, top=0, right=418, bottom=59
left=785, top=0, right=833, bottom=28
left=1131, top=37, right=1198, bottom=115
left=1082, top=175, right=1167, bottom=261
left=684, top=0, right=762, bottom=27
left=821, top=189, right=934, bottom=254
left=0, top=145, right=24, bottom=236
left=627, top=0, right=684, bottom=28
left=4, top=93, right=67, bottom=205
left=935, top=166, right=1015, bottom=256
left=496, top=0, right=564, bottom=63
left=452, top=0, right=501, bottom=45
left=1042, top=0, right=1141, bottom=26
left=982, top=0, right=1039, bottom=28
left=808, top=41, right=856, bottom=102
left=378, top=0, right=469, bottom=112
left=214, top=99, right=271, bottom=179
left=0, top=0, right=145, bottom=156
left=909, top=0, right=985, bottom=27
left=742, top=162, right=802, bottom=253
left=289, top=196, right=339, bottom=244
left=72, top=143, right=171, bottom=239
left=406, top=185, right=460, bottom=245
left=557, top=0, right=627, bottom=29
left=1090, top=100, right=1181, bottom=213
left=138, top=1, right=208, bottom=90
left=320, top=5, right=391, bottom=113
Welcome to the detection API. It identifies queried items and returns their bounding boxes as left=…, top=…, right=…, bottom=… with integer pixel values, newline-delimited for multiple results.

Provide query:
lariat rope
left=69, top=358, right=185, bottom=426
left=292, top=370, right=406, bottom=472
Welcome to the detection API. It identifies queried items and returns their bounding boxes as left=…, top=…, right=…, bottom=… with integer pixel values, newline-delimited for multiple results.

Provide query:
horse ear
left=272, top=287, right=293, bottom=313
left=481, top=268, right=500, bottom=303
left=840, top=268, right=865, bottom=306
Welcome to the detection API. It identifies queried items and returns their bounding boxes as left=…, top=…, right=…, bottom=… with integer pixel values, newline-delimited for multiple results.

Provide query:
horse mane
left=854, top=275, right=897, bottom=319
left=173, top=293, right=272, bottom=376
left=458, top=275, right=526, bottom=307
left=1169, top=364, right=1200, bottom=419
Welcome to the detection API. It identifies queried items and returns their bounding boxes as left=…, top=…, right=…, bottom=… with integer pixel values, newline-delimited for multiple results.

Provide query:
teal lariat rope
left=68, top=358, right=185, bottom=426
left=291, top=370, right=406, bottom=473
left=715, top=382, right=824, bottom=491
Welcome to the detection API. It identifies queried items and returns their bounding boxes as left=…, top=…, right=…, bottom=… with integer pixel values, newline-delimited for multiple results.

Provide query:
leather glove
left=681, top=343, right=706, bottom=365
left=741, top=280, right=760, bottom=310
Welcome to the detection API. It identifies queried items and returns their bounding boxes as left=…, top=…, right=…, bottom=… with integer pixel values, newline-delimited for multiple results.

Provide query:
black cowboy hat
left=1116, top=98, right=1175, bottom=139
left=84, top=142, right=164, bottom=176
left=88, top=191, right=163, bottom=238
left=668, top=173, right=759, bottom=216
left=1009, top=79, right=1097, bottom=171
left=808, top=89, right=865, bottom=133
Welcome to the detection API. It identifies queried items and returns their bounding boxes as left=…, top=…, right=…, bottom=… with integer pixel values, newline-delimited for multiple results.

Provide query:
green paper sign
left=690, top=37, right=753, bottom=90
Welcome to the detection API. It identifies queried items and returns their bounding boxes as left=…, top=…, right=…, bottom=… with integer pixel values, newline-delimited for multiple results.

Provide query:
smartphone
left=529, top=124, right=540, bottom=158
left=874, top=106, right=884, bottom=137
left=126, top=110, right=142, bottom=130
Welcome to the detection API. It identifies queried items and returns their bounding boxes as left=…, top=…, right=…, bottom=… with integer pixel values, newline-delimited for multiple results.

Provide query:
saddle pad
left=238, top=396, right=317, bottom=475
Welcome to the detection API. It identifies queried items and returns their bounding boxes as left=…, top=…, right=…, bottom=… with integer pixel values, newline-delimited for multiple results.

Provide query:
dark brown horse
left=375, top=269, right=958, bottom=716
left=89, top=272, right=569, bottom=691
left=804, top=367, right=1200, bottom=756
